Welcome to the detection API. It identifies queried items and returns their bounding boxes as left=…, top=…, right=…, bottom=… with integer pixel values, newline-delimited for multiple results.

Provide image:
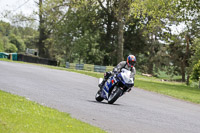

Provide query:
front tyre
left=108, top=87, right=122, bottom=104
left=95, top=90, right=104, bottom=102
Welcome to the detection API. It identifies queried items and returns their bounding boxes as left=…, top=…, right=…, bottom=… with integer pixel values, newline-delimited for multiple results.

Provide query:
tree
left=115, top=0, right=131, bottom=62
left=5, top=43, right=18, bottom=53
left=191, top=60, right=200, bottom=81
left=0, top=21, right=11, bottom=36
left=39, top=0, right=105, bottom=64
left=9, top=34, right=26, bottom=52
left=167, top=31, right=194, bottom=82
left=188, top=38, right=200, bottom=81
left=10, top=0, right=196, bottom=77
left=0, top=38, right=4, bottom=52
left=190, top=39, right=200, bottom=66
left=97, top=0, right=134, bottom=63
left=38, top=0, right=49, bottom=58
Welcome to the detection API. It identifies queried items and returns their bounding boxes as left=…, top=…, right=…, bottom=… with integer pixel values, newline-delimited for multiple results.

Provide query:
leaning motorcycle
left=95, top=68, right=134, bottom=104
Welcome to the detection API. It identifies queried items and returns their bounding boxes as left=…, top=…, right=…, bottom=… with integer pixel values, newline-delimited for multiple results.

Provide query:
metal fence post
left=9, top=53, right=12, bottom=60
left=76, top=64, right=84, bottom=70
left=94, top=65, right=106, bottom=73
left=66, top=62, right=70, bottom=68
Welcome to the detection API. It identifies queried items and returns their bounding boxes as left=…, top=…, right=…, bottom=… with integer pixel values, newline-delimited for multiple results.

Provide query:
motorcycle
left=95, top=68, right=134, bottom=104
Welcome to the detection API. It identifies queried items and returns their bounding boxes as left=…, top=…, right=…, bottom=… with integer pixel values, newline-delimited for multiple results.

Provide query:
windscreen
left=121, top=69, right=134, bottom=84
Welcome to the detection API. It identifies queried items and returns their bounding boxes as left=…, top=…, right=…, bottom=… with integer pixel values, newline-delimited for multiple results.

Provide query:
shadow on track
left=87, top=100, right=122, bottom=106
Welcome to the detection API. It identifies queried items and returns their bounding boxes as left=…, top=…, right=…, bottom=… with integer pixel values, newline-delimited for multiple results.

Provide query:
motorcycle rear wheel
left=108, top=87, right=122, bottom=104
left=95, top=90, right=104, bottom=102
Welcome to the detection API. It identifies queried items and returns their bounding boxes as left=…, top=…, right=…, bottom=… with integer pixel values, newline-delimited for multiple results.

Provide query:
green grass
left=135, top=79, right=200, bottom=104
left=0, top=90, right=105, bottom=133
left=156, top=70, right=182, bottom=81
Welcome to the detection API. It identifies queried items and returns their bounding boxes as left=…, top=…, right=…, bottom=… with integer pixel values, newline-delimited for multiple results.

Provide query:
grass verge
left=0, top=90, right=105, bottom=133
left=135, top=79, right=200, bottom=104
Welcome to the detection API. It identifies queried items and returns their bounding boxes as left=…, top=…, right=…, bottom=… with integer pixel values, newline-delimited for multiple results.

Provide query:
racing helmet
left=127, top=55, right=136, bottom=67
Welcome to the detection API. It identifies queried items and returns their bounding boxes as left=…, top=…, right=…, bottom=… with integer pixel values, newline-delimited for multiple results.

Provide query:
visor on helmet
left=129, top=60, right=136, bottom=66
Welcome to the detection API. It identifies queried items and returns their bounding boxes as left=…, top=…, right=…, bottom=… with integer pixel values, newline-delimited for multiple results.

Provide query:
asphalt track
left=1, top=61, right=200, bottom=133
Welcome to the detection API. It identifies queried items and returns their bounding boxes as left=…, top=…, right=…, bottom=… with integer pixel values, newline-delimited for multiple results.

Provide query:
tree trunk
left=147, top=62, right=154, bottom=75
left=117, top=1, right=124, bottom=63
left=106, top=1, right=112, bottom=49
left=104, top=7, right=112, bottom=65
left=181, top=61, right=186, bottom=82
left=185, top=34, right=190, bottom=85
left=186, top=75, right=190, bottom=85
left=38, top=0, right=47, bottom=58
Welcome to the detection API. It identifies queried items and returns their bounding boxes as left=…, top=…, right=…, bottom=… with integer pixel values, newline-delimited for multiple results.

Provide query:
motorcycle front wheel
left=108, top=87, right=122, bottom=104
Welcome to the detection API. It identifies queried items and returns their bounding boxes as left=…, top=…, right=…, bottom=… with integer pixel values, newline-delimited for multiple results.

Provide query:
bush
left=9, top=34, right=25, bottom=52
left=5, top=43, right=18, bottom=53
left=191, top=60, right=200, bottom=81
left=0, top=40, right=4, bottom=52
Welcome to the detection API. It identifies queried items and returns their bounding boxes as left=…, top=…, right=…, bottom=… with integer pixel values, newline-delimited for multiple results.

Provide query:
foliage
left=0, top=35, right=18, bottom=53
left=0, top=21, right=38, bottom=53
left=191, top=60, right=200, bottom=81
left=5, top=43, right=18, bottom=53
left=8, top=34, right=26, bottom=52
left=0, top=20, right=11, bottom=36
left=0, top=38, right=4, bottom=52
left=190, top=39, right=200, bottom=66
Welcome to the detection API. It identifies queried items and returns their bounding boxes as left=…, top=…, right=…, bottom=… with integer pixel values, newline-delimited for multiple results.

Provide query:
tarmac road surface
left=1, top=61, right=200, bottom=133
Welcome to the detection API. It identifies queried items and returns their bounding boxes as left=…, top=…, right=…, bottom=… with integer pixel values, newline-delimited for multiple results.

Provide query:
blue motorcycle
left=95, top=68, right=134, bottom=104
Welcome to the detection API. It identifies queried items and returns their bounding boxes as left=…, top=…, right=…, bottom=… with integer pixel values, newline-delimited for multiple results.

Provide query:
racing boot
left=98, top=79, right=106, bottom=89
left=98, top=72, right=111, bottom=89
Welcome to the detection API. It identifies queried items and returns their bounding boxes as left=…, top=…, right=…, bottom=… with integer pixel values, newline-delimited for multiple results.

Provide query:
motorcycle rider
left=98, top=55, right=136, bottom=90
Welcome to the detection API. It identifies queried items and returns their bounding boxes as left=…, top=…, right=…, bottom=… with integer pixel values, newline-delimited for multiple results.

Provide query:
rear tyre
left=95, top=90, right=104, bottom=102
left=108, top=87, right=122, bottom=104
